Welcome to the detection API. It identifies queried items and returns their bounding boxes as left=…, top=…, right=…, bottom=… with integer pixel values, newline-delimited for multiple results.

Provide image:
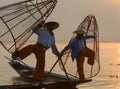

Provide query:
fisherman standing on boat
left=60, top=30, right=95, bottom=80
left=12, top=21, right=60, bottom=85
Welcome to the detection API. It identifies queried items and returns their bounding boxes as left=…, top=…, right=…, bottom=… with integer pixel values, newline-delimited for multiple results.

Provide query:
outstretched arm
left=60, top=44, right=70, bottom=57
left=51, top=44, right=59, bottom=56
left=32, top=21, right=45, bottom=33
left=83, top=35, right=95, bottom=40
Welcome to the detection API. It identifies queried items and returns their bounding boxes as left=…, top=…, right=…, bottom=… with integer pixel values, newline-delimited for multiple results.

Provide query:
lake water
left=0, top=42, right=120, bottom=89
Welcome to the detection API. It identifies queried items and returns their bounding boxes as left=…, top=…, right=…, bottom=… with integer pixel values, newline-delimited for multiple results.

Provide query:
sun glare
left=112, top=0, right=120, bottom=4
left=117, top=44, right=120, bottom=54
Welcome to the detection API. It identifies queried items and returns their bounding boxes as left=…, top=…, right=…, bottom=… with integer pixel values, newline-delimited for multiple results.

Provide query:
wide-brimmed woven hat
left=44, top=21, right=59, bottom=30
left=73, top=30, right=86, bottom=34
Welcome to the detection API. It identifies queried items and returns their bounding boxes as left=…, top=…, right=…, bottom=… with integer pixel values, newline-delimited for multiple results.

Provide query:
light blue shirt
left=33, top=27, right=58, bottom=55
left=35, top=28, right=55, bottom=49
left=61, top=35, right=93, bottom=61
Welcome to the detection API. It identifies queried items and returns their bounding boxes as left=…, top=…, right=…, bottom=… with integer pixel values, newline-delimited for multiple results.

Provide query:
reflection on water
left=1, top=42, right=120, bottom=89
left=117, top=44, right=120, bottom=55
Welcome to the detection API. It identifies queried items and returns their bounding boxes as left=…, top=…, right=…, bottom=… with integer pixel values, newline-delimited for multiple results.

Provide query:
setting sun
left=111, top=0, right=120, bottom=4
left=117, top=44, right=120, bottom=54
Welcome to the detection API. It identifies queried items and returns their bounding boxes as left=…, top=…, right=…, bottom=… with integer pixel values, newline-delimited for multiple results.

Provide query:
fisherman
left=59, top=30, right=95, bottom=80
left=12, top=21, right=60, bottom=85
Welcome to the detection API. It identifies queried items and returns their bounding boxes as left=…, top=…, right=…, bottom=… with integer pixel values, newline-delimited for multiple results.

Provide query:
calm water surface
left=0, top=42, right=120, bottom=89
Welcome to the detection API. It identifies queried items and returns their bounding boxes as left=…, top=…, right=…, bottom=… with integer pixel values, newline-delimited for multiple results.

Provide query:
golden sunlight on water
left=117, top=44, right=120, bottom=54
left=0, top=42, right=120, bottom=89
left=76, top=42, right=120, bottom=89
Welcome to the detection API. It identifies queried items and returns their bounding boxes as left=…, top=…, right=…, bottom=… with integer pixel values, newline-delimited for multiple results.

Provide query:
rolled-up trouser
left=83, top=47, right=95, bottom=65
left=18, top=44, right=45, bottom=81
left=76, top=51, right=85, bottom=80
left=76, top=47, right=95, bottom=79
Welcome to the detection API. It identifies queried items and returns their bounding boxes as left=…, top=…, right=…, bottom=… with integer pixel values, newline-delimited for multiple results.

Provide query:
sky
left=0, top=0, right=120, bottom=42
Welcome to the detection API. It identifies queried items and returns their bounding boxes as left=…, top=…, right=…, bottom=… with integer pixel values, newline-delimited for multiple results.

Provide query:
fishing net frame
left=59, top=14, right=100, bottom=79
left=0, top=0, right=57, bottom=53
